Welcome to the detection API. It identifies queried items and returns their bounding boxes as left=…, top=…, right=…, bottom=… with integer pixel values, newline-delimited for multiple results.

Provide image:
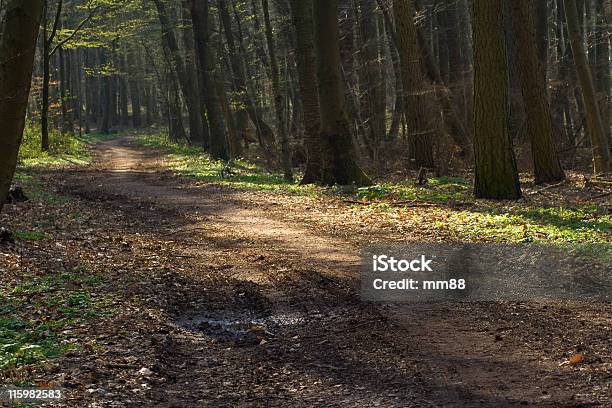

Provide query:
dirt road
left=46, top=136, right=611, bottom=407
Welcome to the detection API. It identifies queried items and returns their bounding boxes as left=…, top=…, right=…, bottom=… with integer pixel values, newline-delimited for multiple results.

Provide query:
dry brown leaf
left=569, top=354, right=585, bottom=365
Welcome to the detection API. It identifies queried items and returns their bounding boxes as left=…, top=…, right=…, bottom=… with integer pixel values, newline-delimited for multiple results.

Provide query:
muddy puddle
left=175, top=309, right=351, bottom=346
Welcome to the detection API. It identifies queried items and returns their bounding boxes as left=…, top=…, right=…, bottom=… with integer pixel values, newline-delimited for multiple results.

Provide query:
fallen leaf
left=569, top=354, right=584, bottom=365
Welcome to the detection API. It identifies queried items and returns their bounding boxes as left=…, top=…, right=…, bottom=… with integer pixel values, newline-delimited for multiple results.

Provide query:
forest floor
left=1, top=134, right=611, bottom=407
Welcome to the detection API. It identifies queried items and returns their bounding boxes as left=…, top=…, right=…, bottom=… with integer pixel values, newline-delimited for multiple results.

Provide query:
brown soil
left=3, top=136, right=611, bottom=407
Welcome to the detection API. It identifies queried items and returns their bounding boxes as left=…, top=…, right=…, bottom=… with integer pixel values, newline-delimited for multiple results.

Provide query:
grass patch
left=0, top=268, right=111, bottom=376
left=435, top=206, right=611, bottom=244
left=135, top=133, right=320, bottom=196
left=354, top=179, right=470, bottom=203
left=13, top=231, right=49, bottom=241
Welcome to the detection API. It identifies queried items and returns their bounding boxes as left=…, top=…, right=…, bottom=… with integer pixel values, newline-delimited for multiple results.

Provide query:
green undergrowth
left=0, top=268, right=113, bottom=378
left=136, top=133, right=319, bottom=195
left=440, top=206, right=611, bottom=244
left=12, top=171, right=71, bottom=205
left=18, top=122, right=118, bottom=168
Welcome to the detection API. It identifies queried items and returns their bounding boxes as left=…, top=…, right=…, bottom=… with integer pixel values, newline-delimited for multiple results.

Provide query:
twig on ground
left=343, top=199, right=437, bottom=207
left=591, top=191, right=611, bottom=200
left=162, top=227, right=208, bottom=237
left=528, top=180, right=567, bottom=195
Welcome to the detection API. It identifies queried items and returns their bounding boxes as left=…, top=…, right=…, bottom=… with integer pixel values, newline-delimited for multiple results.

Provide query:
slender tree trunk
left=472, top=0, right=522, bottom=199
left=41, top=0, right=63, bottom=150
left=58, top=46, right=71, bottom=133
left=127, top=49, right=142, bottom=127
left=217, top=0, right=248, bottom=155
left=41, top=4, right=51, bottom=150
left=564, top=0, right=611, bottom=173
left=508, top=0, right=565, bottom=184
left=262, top=0, right=293, bottom=181
left=313, top=0, right=371, bottom=186
left=0, top=0, right=43, bottom=212
left=358, top=0, right=386, bottom=162
left=594, top=0, right=610, bottom=143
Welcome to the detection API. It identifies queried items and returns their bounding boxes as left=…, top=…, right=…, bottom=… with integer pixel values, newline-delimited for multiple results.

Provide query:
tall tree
left=564, top=0, right=611, bottom=173
left=313, top=0, right=371, bottom=186
left=508, top=0, right=565, bottom=184
left=0, top=0, right=43, bottom=212
left=290, top=0, right=322, bottom=185
left=261, top=0, right=293, bottom=181
left=189, top=0, right=229, bottom=160
left=393, top=0, right=435, bottom=169
left=358, top=0, right=386, bottom=161
left=472, top=0, right=521, bottom=199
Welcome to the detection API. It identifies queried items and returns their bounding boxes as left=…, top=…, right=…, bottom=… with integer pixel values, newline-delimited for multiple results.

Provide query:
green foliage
left=17, top=122, right=121, bottom=169
left=439, top=206, right=611, bottom=244
left=355, top=185, right=390, bottom=200
left=13, top=231, right=49, bottom=241
left=18, top=122, right=90, bottom=167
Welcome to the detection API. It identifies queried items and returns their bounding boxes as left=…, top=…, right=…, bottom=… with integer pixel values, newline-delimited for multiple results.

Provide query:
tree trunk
left=290, top=0, right=323, bottom=184
left=358, top=0, right=386, bottom=162
left=508, top=0, right=565, bottom=184
left=534, top=0, right=549, bottom=75
left=564, top=0, right=611, bottom=173
left=127, top=49, right=143, bottom=127
left=0, top=0, right=43, bottom=212
left=217, top=0, right=247, bottom=155
left=262, top=0, right=293, bottom=181
left=472, top=0, right=522, bottom=199
left=189, top=0, right=229, bottom=160
left=313, top=0, right=371, bottom=186
left=393, top=0, right=435, bottom=169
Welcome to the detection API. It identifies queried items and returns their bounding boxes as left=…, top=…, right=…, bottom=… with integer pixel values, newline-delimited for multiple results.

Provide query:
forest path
left=55, top=135, right=609, bottom=407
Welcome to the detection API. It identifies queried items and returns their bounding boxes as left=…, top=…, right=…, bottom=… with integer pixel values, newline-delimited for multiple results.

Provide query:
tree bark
left=508, top=0, right=565, bottom=184
left=189, top=0, right=229, bottom=160
left=472, top=0, right=522, bottom=199
left=0, top=0, right=43, bottom=212
left=393, top=0, right=435, bottom=169
left=290, top=0, right=323, bottom=184
left=313, top=0, right=371, bottom=186
left=358, top=0, right=386, bottom=162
